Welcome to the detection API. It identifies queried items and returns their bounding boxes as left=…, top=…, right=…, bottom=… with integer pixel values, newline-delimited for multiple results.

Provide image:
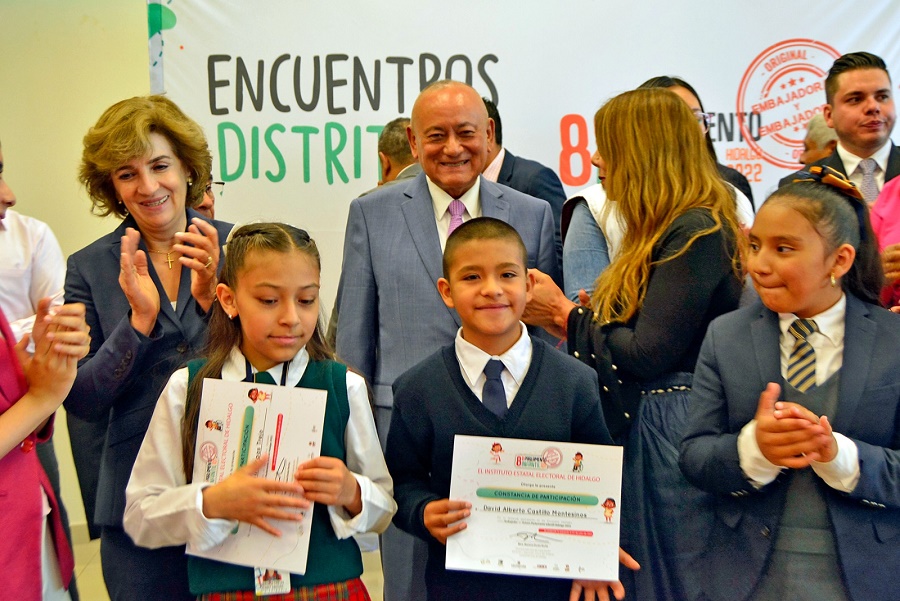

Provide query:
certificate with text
left=447, top=435, right=623, bottom=580
left=187, top=378, right=327, bottom=574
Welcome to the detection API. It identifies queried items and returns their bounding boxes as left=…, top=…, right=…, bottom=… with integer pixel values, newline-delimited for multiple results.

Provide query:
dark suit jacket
left=63, top=211, right=232, bottom=528
left=778, top=143, right=900, bottom=188
left=335, top=173, right=559, bottom=427
left=498, top=150, right=567, bottom=268
left=680, top=295, right=900, bottom=601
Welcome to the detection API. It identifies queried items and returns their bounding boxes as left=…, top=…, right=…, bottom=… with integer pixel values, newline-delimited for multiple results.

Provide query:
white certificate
left=187, top=378, right=327, bottom=574
left=447, top=435, right=623, bottom=580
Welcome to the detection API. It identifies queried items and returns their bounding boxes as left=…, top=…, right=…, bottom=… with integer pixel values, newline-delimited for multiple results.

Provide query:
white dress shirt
left=0, top=209, right=65, bottom=342
left=453, top=322, right=532, bottom=409
left=482, top=147, right=506, bottom=183
left=123, top=346, right=396, bottom=551
left=836, top=141, right=892, bottom=192
left=428, top=175, right=482, bottom=251
left=738, top=294, right=861, bottom=492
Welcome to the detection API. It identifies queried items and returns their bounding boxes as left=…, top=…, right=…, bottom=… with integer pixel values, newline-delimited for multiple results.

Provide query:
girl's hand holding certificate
left=294, top=456, right=363, bottom=516
left=202, top=454, right=309, bottom=537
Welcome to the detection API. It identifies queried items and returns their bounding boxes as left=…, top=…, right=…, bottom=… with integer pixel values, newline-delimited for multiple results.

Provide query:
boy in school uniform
left=386, top=217, right=633, bottom=601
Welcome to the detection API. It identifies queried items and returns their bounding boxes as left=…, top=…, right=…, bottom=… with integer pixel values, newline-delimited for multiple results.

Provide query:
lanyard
left=244, top=358, right=291, bottom=386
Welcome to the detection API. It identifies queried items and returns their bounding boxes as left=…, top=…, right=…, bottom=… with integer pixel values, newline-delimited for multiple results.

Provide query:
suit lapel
left=400, top=175, right=447, bottom=290
left=834, top=295, right=875, bottom=429
left=480, top=178, right=511, bottom=222
left=498, top=152, right=514, bottom=185
left=886, top=144, right=900, bottom=181
left=750, top=305, right=783, bottom=391
left=824, top=151, right=847, bottom=176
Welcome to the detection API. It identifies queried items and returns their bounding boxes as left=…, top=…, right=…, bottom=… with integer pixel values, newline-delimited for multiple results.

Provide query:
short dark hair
left=825, top=52, right=890, bottom=105
left=442, top=217, right=526, bottom=279
left=482, top=97, right=502, bottom=146
left=378, top=117, right=413, bottom=163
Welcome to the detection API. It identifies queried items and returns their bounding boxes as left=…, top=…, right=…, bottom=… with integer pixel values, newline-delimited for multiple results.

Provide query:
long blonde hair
left=589, top=88, right=741, bottom=324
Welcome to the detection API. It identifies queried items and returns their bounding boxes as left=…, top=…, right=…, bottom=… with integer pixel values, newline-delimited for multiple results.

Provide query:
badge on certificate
left=447, top=435, right=623, bottom=580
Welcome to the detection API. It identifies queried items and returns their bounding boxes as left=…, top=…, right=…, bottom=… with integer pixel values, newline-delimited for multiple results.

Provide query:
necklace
left=147, top=248, right=177, bottom=269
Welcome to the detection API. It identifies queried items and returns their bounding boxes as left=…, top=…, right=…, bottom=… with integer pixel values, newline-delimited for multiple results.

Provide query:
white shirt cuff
left=738, top=420, right=784, bottom=488
left=193, top=484, right=240, bottom=551
left=810, top=432, right=860, bottom=492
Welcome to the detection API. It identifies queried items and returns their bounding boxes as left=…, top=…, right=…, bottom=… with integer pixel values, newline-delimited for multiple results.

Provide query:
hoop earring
left=830, top=272, right=837, bottom=287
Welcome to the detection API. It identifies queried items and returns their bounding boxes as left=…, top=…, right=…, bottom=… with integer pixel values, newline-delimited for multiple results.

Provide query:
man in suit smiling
left=335, top=80, right=558, bottom=601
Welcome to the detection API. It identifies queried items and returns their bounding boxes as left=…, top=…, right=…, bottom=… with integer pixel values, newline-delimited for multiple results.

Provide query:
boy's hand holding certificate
left=447, top=435, right=623, bottom=580
left=188, top=378, right=327, bottom=574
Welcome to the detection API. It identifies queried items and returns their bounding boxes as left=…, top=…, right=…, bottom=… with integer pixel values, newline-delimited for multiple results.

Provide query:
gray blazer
left=680, top=295, right=900, bottom=601
left=335, top=173, right=559, bottom=422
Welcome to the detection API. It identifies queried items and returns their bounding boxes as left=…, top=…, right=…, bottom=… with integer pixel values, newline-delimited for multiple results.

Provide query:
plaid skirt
left=198, top=578, right=371, bottom=601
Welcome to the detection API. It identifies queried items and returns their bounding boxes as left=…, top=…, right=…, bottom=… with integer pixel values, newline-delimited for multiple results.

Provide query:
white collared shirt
left=482, top=147, right=506, bottom=184
left=738, top=294, right=860, bottom=492
left=428, top=175, right=482, bottom=251
left=123, top=346, right=396, bottom=551
left=0, top=209, right=65, bottom=342
left=836, top=141, right=893, bottom=192
left=454, top=322, right=532, bottom=409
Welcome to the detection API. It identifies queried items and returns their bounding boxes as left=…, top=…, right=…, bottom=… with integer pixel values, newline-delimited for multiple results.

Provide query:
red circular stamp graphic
left=737, top=39, right=841, bottom=169
left=200, top=441, right=218, bottom=463
left=542, top=447, right=563, bottom=469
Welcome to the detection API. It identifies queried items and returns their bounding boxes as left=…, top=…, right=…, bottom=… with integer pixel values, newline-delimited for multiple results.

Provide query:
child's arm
left=0, top=301, right=89, bottom=457
left=681, top=326, right=782, bottom=494
left=124, top=370, right=308, bottom=550
left=384, top=384, right=445, bottom=542
left=293, top=371, right=396, bottom=537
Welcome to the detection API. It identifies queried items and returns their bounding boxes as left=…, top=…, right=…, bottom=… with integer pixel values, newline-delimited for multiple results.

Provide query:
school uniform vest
left=753, top=374, right=848, bottom=600
left=185, top=359, right=364, bottom=595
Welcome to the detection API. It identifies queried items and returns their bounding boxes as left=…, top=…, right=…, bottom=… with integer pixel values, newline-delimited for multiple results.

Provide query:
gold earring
left=830, top=272, right=836, bottom=287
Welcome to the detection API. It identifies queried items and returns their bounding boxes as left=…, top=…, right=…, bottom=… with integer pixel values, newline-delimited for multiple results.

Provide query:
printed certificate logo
left=738, top=39, right=841, bottom=168
left=515, top=446, right=563, bottom=469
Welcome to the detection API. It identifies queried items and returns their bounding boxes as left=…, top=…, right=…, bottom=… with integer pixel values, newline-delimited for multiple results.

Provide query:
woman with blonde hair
left=525, top=87, right=744, bottom=600
left=63, top=95, right=232, bottom=600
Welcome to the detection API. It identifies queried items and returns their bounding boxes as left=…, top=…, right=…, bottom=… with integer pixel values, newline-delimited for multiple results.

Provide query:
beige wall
left=1, top=0, right=151, bottom=538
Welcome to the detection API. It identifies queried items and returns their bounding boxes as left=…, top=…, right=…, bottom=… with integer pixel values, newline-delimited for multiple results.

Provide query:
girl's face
left=217, top=248, right=321, bottom=371
left=747, top=201, right=854, bottom=318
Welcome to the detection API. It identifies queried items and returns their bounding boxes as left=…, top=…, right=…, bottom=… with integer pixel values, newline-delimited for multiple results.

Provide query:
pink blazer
left=0, top=309, right=73, bottom=600
left=873, top=177, right=900, bottom=306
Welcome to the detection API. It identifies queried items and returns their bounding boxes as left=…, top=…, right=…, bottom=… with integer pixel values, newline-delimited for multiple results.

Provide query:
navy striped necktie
left=787, top=319, right=818, bottom=392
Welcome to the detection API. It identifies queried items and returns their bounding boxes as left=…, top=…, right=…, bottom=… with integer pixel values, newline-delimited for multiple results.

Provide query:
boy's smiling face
left=438, top=237, right=534, bottom=356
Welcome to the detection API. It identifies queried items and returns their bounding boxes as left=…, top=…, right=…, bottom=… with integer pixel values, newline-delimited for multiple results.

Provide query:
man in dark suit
left=335, top=80, right=558, bottom=601
left=780, top=52, right=898, bottom=191
left=780, top=52, right=900, bottom=303
left=482, top=97, right=567, bottom=268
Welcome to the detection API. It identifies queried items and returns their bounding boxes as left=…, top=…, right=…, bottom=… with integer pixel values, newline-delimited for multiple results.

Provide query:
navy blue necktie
left=483, top=359, right=508, bottom=418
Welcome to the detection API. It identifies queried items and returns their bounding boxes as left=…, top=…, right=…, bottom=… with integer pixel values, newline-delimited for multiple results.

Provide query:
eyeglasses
left=205, top=181, right=225, bottom=197
left=693, top=111, right=714, bottom=133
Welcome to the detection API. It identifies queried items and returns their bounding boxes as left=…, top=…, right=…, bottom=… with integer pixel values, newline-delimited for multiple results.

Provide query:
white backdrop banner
left=150, top=0, right=900, bottom=303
